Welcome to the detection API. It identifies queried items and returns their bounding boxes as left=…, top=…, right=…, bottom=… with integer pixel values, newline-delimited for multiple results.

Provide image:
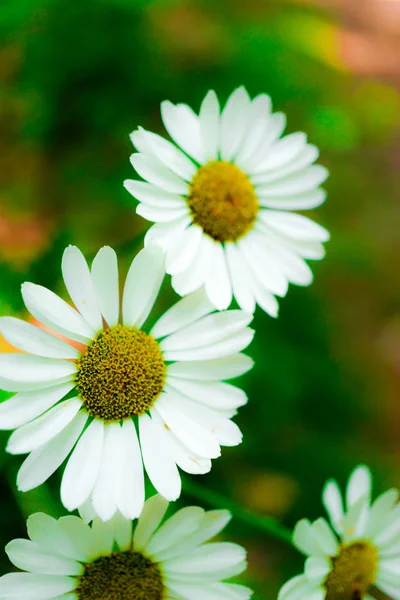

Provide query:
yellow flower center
left=76, top=325, right=166, bottom=422
left=324, top=541, right=379, bottom=600
left=187, top=160, right=259, bottom=242
left=76, top=551, right=164, bottom=599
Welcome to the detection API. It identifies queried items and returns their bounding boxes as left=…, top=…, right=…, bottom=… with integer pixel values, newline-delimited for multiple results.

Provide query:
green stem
left=183, top=478, right=293, bottom=545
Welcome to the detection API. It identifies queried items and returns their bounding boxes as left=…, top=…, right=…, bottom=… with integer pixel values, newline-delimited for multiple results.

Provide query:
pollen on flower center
left=76, top=325, right=166, bottom=422
left=76, top=551, right=164, bottom=600
left=324, top=541, right=379, bottom=600
left=187, top=160, right=259, bottom=243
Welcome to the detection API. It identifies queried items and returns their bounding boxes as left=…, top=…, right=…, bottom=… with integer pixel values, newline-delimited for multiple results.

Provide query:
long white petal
left=0, top=354, right=76, bottom=393
left=21, top=282, right=94, bottom=343
left=151, top=289, right=214, bottom=340
left=5, top=539, right=82, bottom=576
left=130, top=153, right=189, bottom=195
left=220, top=86, right=251, bottom=161
left=167, top=354, right=254, bottom=381
left=7, top=398, right=82, bottom=455
left=139, top=413, right=181, bottom=501
left=91, top=423, right=121, bottom=521
left=0, top=317, right=78, bottom=359
left=122, top=245, right=165, bottom=328
left=124, top=180, right=185, bottom=209
left=0, top=381, right=75, bottom=430
left=17, top=411, right=87, bottom=492
left=133, top=494, right=169, bottom=552
left=139, top=128, right=197, bottom=181
left=61, top=419, right=104, bottom=511
left=116, top=419, right=145, bottom=520
left=204, top=242, right=232, bottom=310
left=166, top=225, right=203, bottom=276
left=0, top=573, right=76, bottom=600
left=61, top=245, right=103, bottom=332
left=225, top=243, right=256, bottom=314
left=161, top=100, right=204, bottom=163
left=166, top=377, right=247, bottom=411
left=91, top=246, right=119, bottom=328
left=199, top=90, right=220, bottom=161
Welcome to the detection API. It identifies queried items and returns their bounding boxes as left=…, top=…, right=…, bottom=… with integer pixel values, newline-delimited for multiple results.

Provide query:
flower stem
left=182, top=478, right=293, bottom=545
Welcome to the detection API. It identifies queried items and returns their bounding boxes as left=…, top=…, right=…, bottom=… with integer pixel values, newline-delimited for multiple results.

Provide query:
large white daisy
left=278, top=465, right=400, bottom=600
left=0, top=245, right=253, bottom=521
left=124, top=86, right=329, bottom=316
left=0, top=494, right=253, bottom=599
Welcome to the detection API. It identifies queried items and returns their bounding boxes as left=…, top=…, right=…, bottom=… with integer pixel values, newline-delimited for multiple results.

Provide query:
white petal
left=151, top=289, right=214, bottom=340
left=238, top=234, right=288, bottom=297
left=27, top=512, right=93, bottom=562
left=91, top=423, right=122, bottom=521
left=147, top=506, right=204, bottom=560
left=205, top=242, right=232, bottom=310
left=163, top=328, right=254, bottom=362
left=234, top=93, right=272, bottom=169
left=167, top=354, right=254, bottom=381
left=253, top=145, right=320, bottom=186
left=166, top=225, right=203, bottom=275
left=61, top=418, right=104, bottom=511
left=225, top=243, right=256, bottom=314
left=122, top=245, right=165, bottom=328
left=258, top=189, right=326, bottom=211
left=0, top=382, right=74, bottom=430
left=0, top=573, right=76, bottom=600
left=220, top=86, right=251, bottom=161
left=165, top=580, right=249, bottom=600
left=5, top=539, right=82, bottom=576
left=161, top=100, right=204, bottom=163
left=124, top=180, right=185, bottom=209
left=91, top=246, right=119, bottom=327
left=116, top=419, right=145, bottom=520
left=311, top=518, right=339, bottom=555
left=154, top=394, right=221, bottom=459
left=139, top=413, right=181, bottom=501
left=172, top=233, right=214, bottom=297
left=365, top=489, right=399, bottom=539
left=258, top=210, right=330, bottom=242
left=304, top=556, right=331, bottom=581
left=253, top=165, right=329, bottom=196
left=237, top=249, right=279, bottom=317
left=161, top=310, right=252, bottom=352
left=137, top=202, right=189, bottom=223
left=17, top=411, right=87, bottom=492
left=252, top=132, right=307, bottom=173
left=144, top=216, right=191, bottom=250
left=322, top=480, right=344, bottom=534
left=246, top=112, right=287, bottom=172
left=108, top=511, right=132, bottom=552
left=133, top=494, right=169, bottom=552
left=278, top=574, right=312, bottom=600
left=163, top=390, right=242, bottom=447
left=21, top=282, right=94, bottom=343
left=199, top=90, right=220, bottom=161
left=61, top=245, right=103, bottom=332
left=163, top=541, right=246, bottom=580
left=174, top=509, right=232, bottom=556
left=7, top=398, right=82, bottom=455
left=152, top=410, right=211, bottom=476
left=139, top=128, right=197, bottom=181
left=90, top=518, right=114, bottom=555
left=346, top=465, right=372, bottom=509
left=130, top=153, right=189, bottom=195
left=293, top=519, right=327, bottom=557
left=0, top=317, right=78, bottom=359
left=166, top=377, right=247, bottom=411
left=0, top=353, right=76, bottom=393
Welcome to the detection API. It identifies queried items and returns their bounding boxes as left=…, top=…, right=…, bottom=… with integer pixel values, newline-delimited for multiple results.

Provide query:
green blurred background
left=1, top=0, right=400, bottom=597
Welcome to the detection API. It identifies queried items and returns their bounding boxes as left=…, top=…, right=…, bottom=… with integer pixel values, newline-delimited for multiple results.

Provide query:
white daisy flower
left=124, top=86, right=329, bottom=316
left=0, top=494, right=253, bottom=600
left=0, top=245, right=254, bottom=521
left=278, top=465, right=400, bottom=600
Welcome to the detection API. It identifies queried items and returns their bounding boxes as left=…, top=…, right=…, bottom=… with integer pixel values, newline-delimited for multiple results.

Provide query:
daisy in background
left=279, top=465, right=400, bottom=600
left=0, top=245, right=254, bottom=522
left=124, top=86, right=329, bottom=316
left=0, top=494, right=253, bottom=599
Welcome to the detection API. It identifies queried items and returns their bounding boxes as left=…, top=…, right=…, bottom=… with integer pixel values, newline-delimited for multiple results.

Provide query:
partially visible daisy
left=0, top=494, right=253, bottom=600
left=124, top=86, right=329, bottom=316
left=279, top=465, right=400, bottom=600
left=0, top=245, right=253, bottom=521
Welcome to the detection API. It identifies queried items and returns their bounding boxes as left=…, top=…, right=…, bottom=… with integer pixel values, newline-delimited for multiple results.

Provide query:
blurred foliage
left=1, top=0, right=400, bottom=597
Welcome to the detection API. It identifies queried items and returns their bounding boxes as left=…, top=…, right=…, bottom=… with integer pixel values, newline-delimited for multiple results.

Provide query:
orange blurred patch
left=238, top=470, right=300, bottom=517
